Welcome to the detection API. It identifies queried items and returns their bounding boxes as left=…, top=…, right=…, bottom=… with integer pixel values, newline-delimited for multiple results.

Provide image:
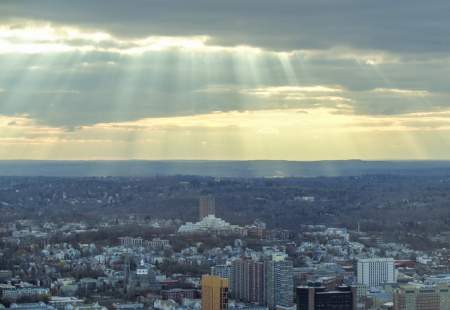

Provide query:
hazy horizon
left=3, top=159, right=450, bottom=178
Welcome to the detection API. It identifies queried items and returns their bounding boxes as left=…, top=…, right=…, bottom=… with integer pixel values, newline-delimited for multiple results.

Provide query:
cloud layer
left=2, top=0, right=450, bottom=54
left=1, top=1, right=450, bottom=159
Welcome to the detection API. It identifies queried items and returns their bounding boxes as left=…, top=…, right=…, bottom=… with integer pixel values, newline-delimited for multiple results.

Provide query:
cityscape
left=2, top=0, right=450, bottom=309
left=1, top=174, right=450, bottom=310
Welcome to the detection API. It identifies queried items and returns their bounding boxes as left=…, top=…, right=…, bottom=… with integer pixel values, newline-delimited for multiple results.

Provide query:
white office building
left=357, top=258, right=396, bottom=287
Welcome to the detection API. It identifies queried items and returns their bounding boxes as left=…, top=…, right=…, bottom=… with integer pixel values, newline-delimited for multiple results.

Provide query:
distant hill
left=2, top=160, right=450, bottom=177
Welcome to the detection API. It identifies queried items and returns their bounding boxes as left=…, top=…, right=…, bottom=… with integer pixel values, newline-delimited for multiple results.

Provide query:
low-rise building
left=394, top=283, right=450, bottom=310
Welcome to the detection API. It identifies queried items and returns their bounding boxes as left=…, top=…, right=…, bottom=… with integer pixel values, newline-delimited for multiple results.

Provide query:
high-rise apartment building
left=230, top=258, right=266, bottom=305
left=199, top=195, right=215, bottom=220
left=265, top=255, right=294, bottom=309
left=202, top=275, right=229, bottom=310
left=296, top=284, right=356, bottom=310
left=357, top=258, right=395, bottom=287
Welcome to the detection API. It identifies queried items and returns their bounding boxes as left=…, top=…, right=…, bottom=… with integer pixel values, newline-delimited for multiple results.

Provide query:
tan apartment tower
left=202, top=275, right=229, bottom=310
left=199, top=195, right=215, bottom=220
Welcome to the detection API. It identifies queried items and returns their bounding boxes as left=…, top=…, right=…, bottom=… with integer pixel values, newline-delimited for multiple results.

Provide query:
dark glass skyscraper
left=296, top=284, right=356, bottom=310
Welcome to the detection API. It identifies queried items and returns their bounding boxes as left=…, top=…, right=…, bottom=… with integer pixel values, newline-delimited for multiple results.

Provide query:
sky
left=1, top=0, right=450, bottom=160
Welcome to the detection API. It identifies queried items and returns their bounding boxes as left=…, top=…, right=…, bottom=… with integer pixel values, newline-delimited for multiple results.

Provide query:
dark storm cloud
left=1, top=0, right=450, bottom=54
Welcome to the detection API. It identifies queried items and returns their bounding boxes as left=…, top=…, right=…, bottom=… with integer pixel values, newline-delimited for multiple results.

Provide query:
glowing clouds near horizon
left=2, top=108, right=450, bottom=160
